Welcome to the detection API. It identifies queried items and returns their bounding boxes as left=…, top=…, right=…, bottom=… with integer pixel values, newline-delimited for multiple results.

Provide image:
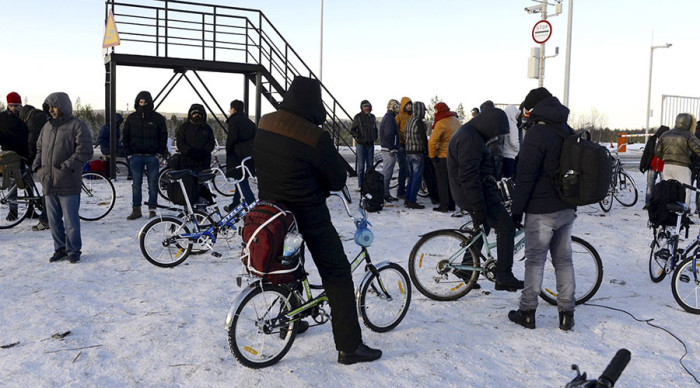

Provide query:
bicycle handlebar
left=598, top=348, right=631, bottom=387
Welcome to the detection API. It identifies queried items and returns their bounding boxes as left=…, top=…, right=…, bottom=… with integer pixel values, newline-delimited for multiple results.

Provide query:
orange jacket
left=395, top=97, right=412, bottom=145
left=429, top=116, right=460, bottom=158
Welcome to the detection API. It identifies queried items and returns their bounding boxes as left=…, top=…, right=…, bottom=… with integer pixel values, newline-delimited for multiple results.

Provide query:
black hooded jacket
left=175, top=104, right=215, bottom=171
left=640, top=125, right=670, bottom=173
left=349, top=100, right=378, bottom=146
left=225, top=110, right=257, bottom=179
left=254, top=76, right=345, bottom=206
left=0, top=108, right=29, bottom=160
left=447, top=108, right=509, bottom=216
left=511, top=96, right=576, bottom=216
left=19, top=105, right=47, bottom=165
left=122, top=91, right=168, bottom=155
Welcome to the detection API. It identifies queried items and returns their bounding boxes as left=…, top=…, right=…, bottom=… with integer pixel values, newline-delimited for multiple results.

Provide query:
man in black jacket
left=122, top=91, right=168, bottom=220
left=639, top=125, right=670, bottom=209
left=0, top=92, right=29, bottom=161
left=350, top=100, right=378, bottom=188
left=508, top=87, right=577, bottom=331
left=19, top=104, right=50, bottom=230
left=447, top=108, right=524, bottom=292
left=224, top=99, right=256, bottom=212
left=255, top=76, right=382, bottom=365
left=175, top=104, right=215, bottom=173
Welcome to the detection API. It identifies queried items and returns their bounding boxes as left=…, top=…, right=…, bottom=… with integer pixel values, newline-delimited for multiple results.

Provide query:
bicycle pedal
left=211, top=251, right=222, bottom=258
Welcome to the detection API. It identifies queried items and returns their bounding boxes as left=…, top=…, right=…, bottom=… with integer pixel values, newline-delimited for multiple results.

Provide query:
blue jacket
left=379, top=111, right=399, bottom=151
left=97, top=114, right=124, bottom=155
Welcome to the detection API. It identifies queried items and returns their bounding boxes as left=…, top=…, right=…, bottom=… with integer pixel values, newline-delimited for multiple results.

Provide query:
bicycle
left=138, top=158, right=256, bottom=267
left=599, top=149, right=638, bottom=212
left=566, top=348, right=631, bottom=387
left=648, top=187, right=700, bottom=314
left=0, top=165, right=115, bottom=228
left=225, top=191, right=411, bottom=369
left=157, top=150, right=239, bottom=201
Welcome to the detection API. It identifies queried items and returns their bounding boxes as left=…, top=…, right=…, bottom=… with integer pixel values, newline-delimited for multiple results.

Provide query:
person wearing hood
left=403, top=101, right=428, bottom=209
left=508, top=87, right=577, bottom=331
left=255, top=76, right=382, bottom=365
left=97, top=113, right=124, bottom=157
left=656, top=113, right=700, bottom=206
left=480, top=100, right=506, bottom=180
left=380, top=99, right=401, bottom=202
left=176, top=104, right=216, bottom=172
left=502, top=105, right=521, bottom=179
left=122, top=91, right=168, bottom=220
left=639, top=125, right=670, bottom=209
left=429, top=102, right=459, bottom=212
left=447, top=107, right=523, bottom=292
left=19, top=104, right=50, bottom=230
left=32, top=92, right=93, bottom=264
left=394, top=97, right=412, bottom=198
left=224, top=99, right=256, bottom=212
left=350, top=100, right=378, bottom=188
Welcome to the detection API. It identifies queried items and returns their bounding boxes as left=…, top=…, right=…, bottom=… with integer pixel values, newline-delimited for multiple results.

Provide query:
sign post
left=532, top=20, right=552, bottom=44
left=103, top=10, right=121, bottom=49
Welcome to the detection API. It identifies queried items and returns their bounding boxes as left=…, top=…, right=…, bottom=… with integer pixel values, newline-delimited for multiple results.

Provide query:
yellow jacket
left=429, top=116, right=460, bottom=158
left=395, top=97, right=412, bottom=145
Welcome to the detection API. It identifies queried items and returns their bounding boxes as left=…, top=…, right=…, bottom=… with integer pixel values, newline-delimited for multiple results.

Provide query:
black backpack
left=361, top=168, right=384, bottom=212
left=557, top=129, right=614, bottom=206
left=648, top=179, right=686, bottom=227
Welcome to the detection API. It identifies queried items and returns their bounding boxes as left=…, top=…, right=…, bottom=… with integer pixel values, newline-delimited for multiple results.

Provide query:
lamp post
left=562, top=0, right=573, bottom=106
left=319, top=0, right=324, bottom=81
left=645, top=43, right=672, bottom=138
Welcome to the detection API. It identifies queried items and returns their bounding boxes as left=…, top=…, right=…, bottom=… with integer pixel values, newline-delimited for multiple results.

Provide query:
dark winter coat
left=122, top=91, right=168, bottom=156
left=379, top=111, right=399, bottom=151
left=510, top=96, right=577, bottom=216
left=447, top=108, right=509, bottom=218
left=639, top=125, right=670, bottom=173
left=350, top=100, right=378, bottom=146
left=255, top=77, right=346, bottom=206
left=656, top=114, right=700, bottom=168
left=32, top=92, right=93, bottom=195
left=19, top=105, right=48, bottom=165
left=404, top=102, right=428, bottom=154
left=225, top=111, right=256, bottom=179
left=0, top=108, right=29, bottom=161
left=175, top=104, right=216, bottom=172
left=96, top=113, right=124, bottom=156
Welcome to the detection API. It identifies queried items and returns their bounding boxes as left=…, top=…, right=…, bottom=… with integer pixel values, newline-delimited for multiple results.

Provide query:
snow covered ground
left=1, top=166, right=699, bottom=387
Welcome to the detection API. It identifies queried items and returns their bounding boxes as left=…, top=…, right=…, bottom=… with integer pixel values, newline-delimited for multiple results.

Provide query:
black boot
left=508, top=309, right=536, bottom=329
left=495, top=273, right=524, bottom=292
left=338, top=343, right=382, bottom=365
left=559, top=310, right=575, bottom=331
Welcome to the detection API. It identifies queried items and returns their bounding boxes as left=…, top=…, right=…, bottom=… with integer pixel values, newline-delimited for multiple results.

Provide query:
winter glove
left=511, top=213, right=524, bottom=230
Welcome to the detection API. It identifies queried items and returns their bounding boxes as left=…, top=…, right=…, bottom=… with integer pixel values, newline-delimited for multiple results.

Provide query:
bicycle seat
left=666, top=201, right=689, bottom=214
left=197, top=170, right=217, bottom=183
left=166, top=169, right=196, bottom=180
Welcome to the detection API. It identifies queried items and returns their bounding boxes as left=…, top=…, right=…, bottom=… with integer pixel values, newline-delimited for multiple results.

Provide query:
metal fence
left=660, top=95, right=700, bottom=128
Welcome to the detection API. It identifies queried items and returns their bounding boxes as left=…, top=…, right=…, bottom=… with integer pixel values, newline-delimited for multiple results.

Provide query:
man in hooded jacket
left=254, top=76, right=382, bottom=365
left=225, top=99, right=256, bottom=212
left=656, top=113, right=700, bottom=206
left=447, top=108, right=524, bottom=292
left=122, top=91, right=168, bottom=219
left=176, top=104, right=215, bottom=173
left=350, top=100, right=378, bottom=188
left=33, top=92, right=93, bottom=264
left=395, top=97, right=412, bottom=198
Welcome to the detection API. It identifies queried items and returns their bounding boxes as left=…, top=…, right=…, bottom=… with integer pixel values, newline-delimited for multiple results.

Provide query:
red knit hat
left=6, top=92, right=21, bottom=105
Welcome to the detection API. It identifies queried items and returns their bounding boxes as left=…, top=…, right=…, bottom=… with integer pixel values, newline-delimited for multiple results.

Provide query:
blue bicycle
left=138, top=158, right=257, bottom=267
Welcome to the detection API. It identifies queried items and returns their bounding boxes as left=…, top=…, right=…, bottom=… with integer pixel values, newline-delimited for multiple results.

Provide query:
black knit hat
left=230, top=99, right=245, bottom=113
left=522, top=87, right=553, bottom=110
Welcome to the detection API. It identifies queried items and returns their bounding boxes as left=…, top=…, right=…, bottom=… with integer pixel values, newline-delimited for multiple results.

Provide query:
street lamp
left=319, top=0, right=324, bottom=81
left=645, top=43, right=672, bottom=138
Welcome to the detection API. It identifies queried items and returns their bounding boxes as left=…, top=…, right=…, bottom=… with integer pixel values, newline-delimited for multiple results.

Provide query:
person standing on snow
left=0, top=92, right=30, bottom=223
left=224, top=99, right=256, bottom=212
left=175, top=104, right=215, bottom=173
left=639, top=125, right=670, bottom=209
left=429, top=102, right=459, bottom=212
left=380, top=99, right=400, bottom=202
left=350, top=100, right=378, bottom=189
left=508, top=87, right=577, bottom=331
left=656, top=113, right=700, bottom=207
left=403, top=101, right=428, bottom=209
left=19, top=104, right=50, bottom=231
left=395, top=97, right=412, bottom=199
left=254, top=76, right=382, bottom=365
left=33, top=92, right=93, bottom=264
left=480, top=100, right=505, bottom=180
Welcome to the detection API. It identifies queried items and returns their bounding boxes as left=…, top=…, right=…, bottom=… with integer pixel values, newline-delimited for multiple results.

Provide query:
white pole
left=563, top=0, right=573, bottom=106
left=319, top=0, right=324, bottom=81
left=538, top=0, right=546, bottom=87
left=645, top=43, right=672, bottom=138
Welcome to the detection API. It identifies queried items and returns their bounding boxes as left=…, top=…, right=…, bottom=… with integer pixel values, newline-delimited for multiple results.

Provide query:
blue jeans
left=406, top=154, right=425, bottom=204
left=230, top=178, right=256, bottom=208
left=356, top=144, right=374, bottom=187
left=46, top=193, right=82, bottom=256
left=130, top=154, right=159, bottom=208
left=520, top=209, right=577, bottom=312
left=645, top=169, right=660, bottom=206
left=381, top=150, right=397, bottom=197
left=397, top=146, right=407, bottom=196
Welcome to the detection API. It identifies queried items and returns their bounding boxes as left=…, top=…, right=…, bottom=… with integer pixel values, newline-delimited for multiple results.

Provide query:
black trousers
left=284, top=201, right=362, bottom=352
left=432, top=158, right=454, bottom=210
left=471, top=191, right=515, bottom=280
left=422, top=155, right=440, bottom=203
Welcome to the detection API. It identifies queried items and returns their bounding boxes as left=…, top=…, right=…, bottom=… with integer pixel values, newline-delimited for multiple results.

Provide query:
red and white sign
left=532, top=20, right=552, bottom=44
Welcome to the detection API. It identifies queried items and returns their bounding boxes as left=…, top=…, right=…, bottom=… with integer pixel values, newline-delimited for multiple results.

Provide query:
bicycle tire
left=227, top=283, right=298, bottom=368
left=358, top=263, right=411, bottom=332
left=139, top=215, right=193, bottom=267
left=213, top=166, right=237, bottom=197
left=114, top=160, right=129, bottom=180
left=408, top=230, right=480, bottom=301
left=79, top=172, right=115, bottom=221
left=614, top=170, right=638, bottom=207
left=539, top=236, right=603, bottom=306
left=599, top=188, right=614, bottom=212
left=157, top=167, right=171, bottom=201
left=0, top=183, right=32, bottom=229
left=649, top=227, right=671, bottom=282
left=671, top=257, right=700, bottom=314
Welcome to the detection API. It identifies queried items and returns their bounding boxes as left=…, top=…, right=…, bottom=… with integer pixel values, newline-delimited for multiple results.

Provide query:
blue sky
left=1, top=0, right=697, bottom=130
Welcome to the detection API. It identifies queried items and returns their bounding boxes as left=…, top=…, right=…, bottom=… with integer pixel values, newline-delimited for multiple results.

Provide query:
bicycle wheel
left=408, top=230, right=480, bottom=301
left=79, top=172, right=115, bottom=221
left=213, top=166, right=237, bottom=197
left=358, top=262, right=411, bottom=332
left=614, top=171, right=638, bottom=207
left=227, top=283, right=298, bottom=368
left=157, top=167, right=170, bottom=201
left=114, top=160, right=129, bottom=180
left=540, top=236, right=603, bottom=306
left=599, top=188, right=614, bottom=212
left=671, top=257, right=700, bottom=314
left=649, top=227, right=672, bottom=282
left=139, top=215, right=193, bottom=267
left=0, top=183, right=32, bottom=229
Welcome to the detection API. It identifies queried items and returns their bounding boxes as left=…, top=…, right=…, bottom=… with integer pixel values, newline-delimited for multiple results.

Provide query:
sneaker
left=32, top=221, right=50, bottom=231
left=433, top=207, right=448, bottom=213
left=406, top=202, right=425, bottom=209
left=49, top=249, right=67, bottom=263
left=384, top=195, right=398, bottom=203
left=508, top=309, right=536, bottom=329
left=559, top=310, right=575, bottom=331
left=68, top=254, right=81, bottom=264
left=338, top=343, right=382, bottom=365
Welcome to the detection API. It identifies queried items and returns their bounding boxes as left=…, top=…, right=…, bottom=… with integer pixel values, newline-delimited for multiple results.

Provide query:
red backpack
left=241, top=201, right=303, bottom=284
